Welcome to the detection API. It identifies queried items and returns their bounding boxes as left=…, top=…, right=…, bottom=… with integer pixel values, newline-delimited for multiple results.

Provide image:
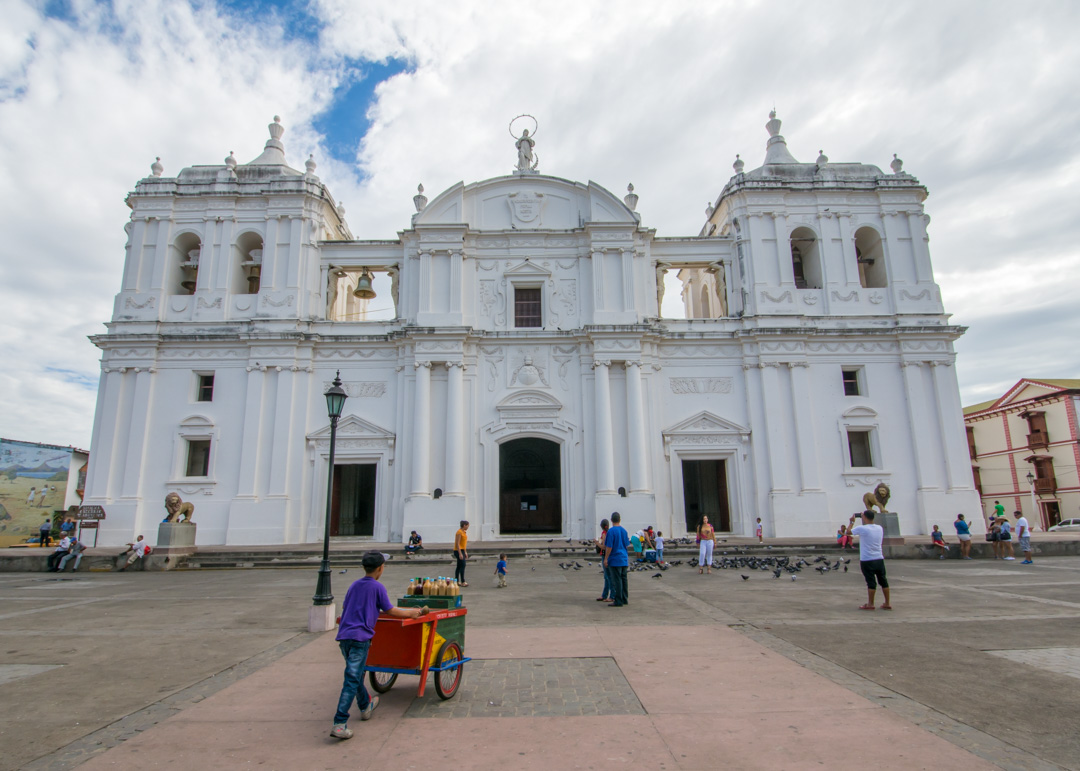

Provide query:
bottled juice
left=407, top=578, right=416, bottom=595
left=422, top=577, right=432, bottom=595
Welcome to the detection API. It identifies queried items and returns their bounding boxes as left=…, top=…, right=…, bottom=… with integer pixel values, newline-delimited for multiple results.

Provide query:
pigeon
left=547, top=539, right=554, bottom=543
left=531, top=567, right=536, bottom=571
left=741, top=575, right=749, bottom=581
left=790, top=575, right=797, bottom=582
left=843, top=565, right=848, bottom=573
left=652, top=573, right=662, bottom=579
left=566, top=538, right=573, bottom=543
left=338, top=569, right=347, bottom=574
left=773, top=568, right=782, bottom=579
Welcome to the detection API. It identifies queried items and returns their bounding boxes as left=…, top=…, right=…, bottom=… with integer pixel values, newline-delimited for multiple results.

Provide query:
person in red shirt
left=331, top=552, right=427, bottom=740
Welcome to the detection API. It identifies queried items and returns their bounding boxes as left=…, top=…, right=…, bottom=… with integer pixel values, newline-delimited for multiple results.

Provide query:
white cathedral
left=84, top=112, right=980, bottom=547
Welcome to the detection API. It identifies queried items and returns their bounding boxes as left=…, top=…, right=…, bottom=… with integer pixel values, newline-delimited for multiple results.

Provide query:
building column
left=235, top=366, right=267, bottom=498
left=759, top=362, right=791, bottom=492
left=411, top=361, right=432, bottom=496
left=120, top=368, right=155, bottom=500
left=930, top=361, right=970, bottom=491
left=787, top=362, right=821, bottom=491
left=86, top=369, right=124, bottom=500
left=901, top=361, right=936, bottom=490
left=625, top=361, right=650, bottom=492
left=268, top=366, right=295, bottom=497
left=445, top=362, right=465, bottom=495
left=593, top=359, right=615, bottom=494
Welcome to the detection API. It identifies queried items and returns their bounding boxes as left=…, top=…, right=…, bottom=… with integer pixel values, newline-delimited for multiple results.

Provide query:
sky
left=1, top=0, right=1078, bottom=450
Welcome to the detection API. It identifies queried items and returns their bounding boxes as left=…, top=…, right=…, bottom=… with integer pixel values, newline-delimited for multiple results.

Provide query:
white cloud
left=1, top=0, right=1078, bottom=450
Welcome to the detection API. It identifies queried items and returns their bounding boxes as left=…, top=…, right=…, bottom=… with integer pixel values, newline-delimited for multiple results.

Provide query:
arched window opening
left=170, top=232, right=202, bottom=295
left=790, top=227, right=822, bottom=289
left=234, top=231, right=264, bottom=295
left=854, top=227, right=887, bottom=288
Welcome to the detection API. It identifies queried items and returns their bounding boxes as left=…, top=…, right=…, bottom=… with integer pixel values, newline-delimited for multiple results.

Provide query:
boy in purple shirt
left=332, top=552, right=427, bottom=740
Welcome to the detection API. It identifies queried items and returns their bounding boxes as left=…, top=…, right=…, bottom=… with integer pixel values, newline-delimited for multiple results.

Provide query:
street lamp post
left=1026, top=471, right=1038, bottom=526
left=310, top=371, right=347, bottom=632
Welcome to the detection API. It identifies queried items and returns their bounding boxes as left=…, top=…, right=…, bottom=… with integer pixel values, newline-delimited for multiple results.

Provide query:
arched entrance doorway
left=499, top=437, right=561, bottom=533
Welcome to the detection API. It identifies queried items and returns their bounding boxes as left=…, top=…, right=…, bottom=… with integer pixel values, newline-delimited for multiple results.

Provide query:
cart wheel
left=369, top=671, right=397, bottom=693
left=433, top=640, right=463, bottom=700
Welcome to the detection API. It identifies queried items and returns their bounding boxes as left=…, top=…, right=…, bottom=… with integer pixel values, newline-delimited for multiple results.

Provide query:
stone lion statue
left=862, top=483, right=891, bottom=514
left=164, top=492, right=195, bottom=524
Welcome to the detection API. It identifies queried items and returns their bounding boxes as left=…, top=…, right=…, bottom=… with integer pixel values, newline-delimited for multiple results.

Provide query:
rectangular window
left=847, top=430, right=873, bottom=468
left=514, top=287, right=542, bottom=328
left=197, top=374, right=215, bottom=402
left=185, top=440, right=211, bottom=477
left=842, top=369, right=861, bottom=396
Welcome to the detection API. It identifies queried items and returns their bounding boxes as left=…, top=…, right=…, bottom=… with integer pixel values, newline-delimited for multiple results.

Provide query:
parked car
left=1047, top=518, right=1080, bottom=533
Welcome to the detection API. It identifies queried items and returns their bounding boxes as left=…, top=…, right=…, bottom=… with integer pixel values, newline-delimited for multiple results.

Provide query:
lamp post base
left=308, top=603, right=337, bottom=633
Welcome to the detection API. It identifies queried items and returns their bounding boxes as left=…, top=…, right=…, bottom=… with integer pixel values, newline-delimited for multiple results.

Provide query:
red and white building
left=964, top=379, right=1080, bottom=530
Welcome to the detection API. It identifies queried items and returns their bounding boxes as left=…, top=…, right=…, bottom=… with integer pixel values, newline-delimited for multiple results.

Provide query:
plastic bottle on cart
left=448, top=578, right=459, bottom=596
left=422, top=577, right=432, bottom=595
left=407, top=578, right=415, bottom=595
left=437, top=578, right=447, bottom=596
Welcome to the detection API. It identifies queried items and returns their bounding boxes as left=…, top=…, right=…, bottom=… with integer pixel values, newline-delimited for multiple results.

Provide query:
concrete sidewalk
left=77, top=624, right=996, bottom=770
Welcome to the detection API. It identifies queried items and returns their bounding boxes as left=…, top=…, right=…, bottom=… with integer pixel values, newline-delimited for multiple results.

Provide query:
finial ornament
left=225, top=151, right=237, bottom=170
left=269, top=115, right=284, bottom=141
left=509, top=115, right=539, bottom=173
left=816, top=149, right=829, bottom=166
left=890, top=153, right=904, bottom=174
left=706, top=203, right=715, bottom=218
left=733, top=154, right=745, bottom=174
left=151, top=157, right=163, bottom=177
left=305, top=154, right=317, bottom=174
left=623, top=183, right=638, bottom=212
left=766, top=110, right=782, bottom=137
left=414, top=183, right=428, bottom=213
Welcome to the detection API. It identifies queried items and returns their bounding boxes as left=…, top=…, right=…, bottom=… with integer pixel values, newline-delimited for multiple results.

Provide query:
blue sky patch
left=216, top=0, right=322, bottom=44
left=313, top=58, right=412, bottom=166
left=46, top=368, right=100, bottom=391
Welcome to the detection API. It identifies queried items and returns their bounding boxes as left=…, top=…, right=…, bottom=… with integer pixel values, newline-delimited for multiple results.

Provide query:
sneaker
left=1004, top=557, right=1016, bottom=561
left=963, top=557, right=973, bottom=560
left=330, top=724, right=353, bottom=740
left=939, top=555, right=945, bottom=560
left=1021, top=559, right=1033, bottom=564
left=360, top=695, right=379, bottom=721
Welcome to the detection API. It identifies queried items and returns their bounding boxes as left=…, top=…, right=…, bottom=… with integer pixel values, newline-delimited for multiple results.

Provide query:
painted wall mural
left=0, top=440, right=75, bottom=537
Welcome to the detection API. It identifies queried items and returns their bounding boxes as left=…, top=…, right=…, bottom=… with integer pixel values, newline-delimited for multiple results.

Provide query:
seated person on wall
left=117, top=535, right=151, bottom=571
left=57, top=538, right=86, bottom=572
left=404, top=531, right=423, bottom=554
left=46, top=535, right=73, bottom=571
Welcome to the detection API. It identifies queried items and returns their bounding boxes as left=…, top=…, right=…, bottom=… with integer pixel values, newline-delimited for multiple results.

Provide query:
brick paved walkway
left=405, top=657, right=645, bottom=718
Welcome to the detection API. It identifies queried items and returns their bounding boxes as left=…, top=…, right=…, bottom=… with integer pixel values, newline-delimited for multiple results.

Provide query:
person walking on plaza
left=596, top=518, right=612, bottom=602
left=954, top=514, right=973, bottom=560
left=603, top=512, right=630, bottom=607
left=931, top=525, right=950, bottom=559
left=331, top=551, right=427, bottom=740
left=494, top=554, right=508, bottom=587
left=697, top=515, right=716, bottom=574
left=1015, top=511, right=1034, bottom=564
left=988, top=516, right=1002, bottom=559
left=453, top=520, right=469, bottom=587
left=756, top=517, right=763, bottom=543
left=850, top=510, right=891, bottom=610
left=655, top=531, right=665, bottom=564
left=38, top=517, right=51, bottom=547
left=992, top=500, right=1005, bottom=525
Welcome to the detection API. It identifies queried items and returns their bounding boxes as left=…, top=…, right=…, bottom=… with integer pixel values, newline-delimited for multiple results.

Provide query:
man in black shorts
left=849, top=510, right=891, bottom=610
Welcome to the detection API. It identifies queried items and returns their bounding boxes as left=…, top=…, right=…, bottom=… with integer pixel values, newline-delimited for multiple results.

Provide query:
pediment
left=841, top=406, right=878, bottom=419
left=307, top=414, right=394, bottom=441
left=179, top=414, right=214, bottom=428
left=504, top=259, right=551, bottom=277
left=663, top=411, right=749, bottom=435
left=497, top=390, right=563, bottom=412
left=995, top=380, right=1066, bottom=408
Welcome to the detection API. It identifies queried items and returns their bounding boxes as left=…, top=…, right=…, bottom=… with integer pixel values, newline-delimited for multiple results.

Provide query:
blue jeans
left=601, top=565, right=611, bottom=599
left=335, top=639, right=373, bottom=725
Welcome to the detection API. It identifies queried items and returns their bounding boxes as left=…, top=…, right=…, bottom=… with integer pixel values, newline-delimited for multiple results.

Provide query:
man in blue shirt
left=603, top=512, right=631, bottom=607
left=332, top=552, right=427, bottom=740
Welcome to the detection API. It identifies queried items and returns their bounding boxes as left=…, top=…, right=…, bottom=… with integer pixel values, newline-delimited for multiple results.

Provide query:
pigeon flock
left=555, top=553, right=852, bottom=580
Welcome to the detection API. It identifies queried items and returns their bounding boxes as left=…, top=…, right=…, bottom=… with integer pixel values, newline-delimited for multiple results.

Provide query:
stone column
left=901, top=361, right=935, bottom=490
left=267, top=366, right=294, bottom=497
left=930, top=361, right=970, bottom=491
left=625, top=361, right=650, bottom=492
left=593, top=359, right=615, bottom=494
left=411, top=361, right=432, bottom=496
left=759, top=362, right=791, bottom=492
left=235, top=366, right=267, bottom=498
left=787, top=362, right=821, bottom=491
left=120, top=368, right=156, bottom=499
left=86, top=368, right=125, bottom=500
left=445, top=362, right=465, bottom=495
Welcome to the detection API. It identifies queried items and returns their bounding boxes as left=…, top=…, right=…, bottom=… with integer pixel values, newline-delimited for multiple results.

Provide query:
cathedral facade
left=84, top=114, right=980, bottom=546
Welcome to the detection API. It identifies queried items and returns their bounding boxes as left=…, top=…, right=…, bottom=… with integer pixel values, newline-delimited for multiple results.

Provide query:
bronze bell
left=353, top=269, right=376, bottom=299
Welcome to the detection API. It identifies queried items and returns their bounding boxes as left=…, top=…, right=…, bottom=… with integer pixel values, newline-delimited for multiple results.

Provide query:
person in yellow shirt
left=454, top=520, right=470, bottom=587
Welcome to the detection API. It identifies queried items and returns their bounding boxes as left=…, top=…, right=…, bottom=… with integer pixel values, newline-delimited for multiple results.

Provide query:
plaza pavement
left=1, top=554, right=1078, bottom=770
